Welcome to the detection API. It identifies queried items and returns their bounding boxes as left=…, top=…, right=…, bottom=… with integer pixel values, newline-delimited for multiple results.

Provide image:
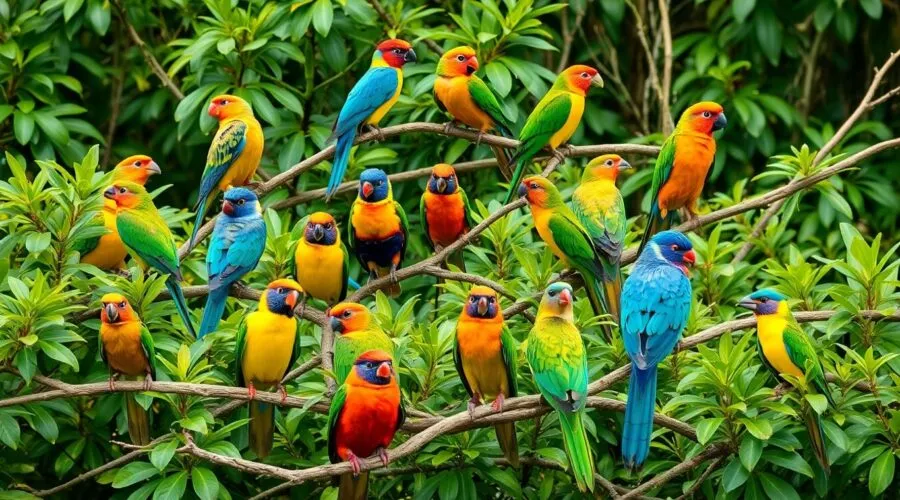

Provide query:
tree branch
left=619, top=444, right=732, bottom=499
left=656, top=0, right=674, bottom=135
left=110, top=0, right=184, bottom=100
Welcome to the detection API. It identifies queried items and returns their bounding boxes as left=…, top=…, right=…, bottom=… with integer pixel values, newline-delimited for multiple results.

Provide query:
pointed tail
left=639, top=209, right=677, bottom=254
left=338, top=471, right=369, bottom=500
left=326, top=131, right=357, bottom=202
left=600, top=260, right=622, bottom=323
left=372, top=267, right=401, bottom=298
left=582, top=272, right=614, bottom=341
left=558, top=409, right=594, bottom=492
left=198, top=287, right=228, bottom=339
left=189, top=193, right=211, bottom=250
left=502, top=149, right=536, bottom=204
left=495, top=422, right=519, bottom=468
left=490, top=123, right=515, bottom=181
left=125, top=393, right=150, bottom=446
left=249, top=401, right=274, bottom=459
left=622, top=365, right=658, bottom=471
left=804, top=406, right=830, bottom=474
left=165, top=276, right=196, bottom=338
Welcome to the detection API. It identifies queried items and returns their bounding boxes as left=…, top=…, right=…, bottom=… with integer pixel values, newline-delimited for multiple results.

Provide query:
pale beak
left=436, top=177, right=448, bottom=194
left=313, top=224, right=325, bottom=241
left=104, top=303, right=119, bottom=323
left=476, top=297, right=488, bottom=316
left=590, top=74, right=605, bottom=88
left=146, top=161, right=161, bottom=175
left=617, top=159, right=632, bottom=170
left=737, top=295, right=757, bottom=311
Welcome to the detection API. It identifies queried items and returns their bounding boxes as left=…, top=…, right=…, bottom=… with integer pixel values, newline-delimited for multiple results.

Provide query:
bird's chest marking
left=659, top=135, right=716, bottom=210
left=757, top=317, right=804, bottom=379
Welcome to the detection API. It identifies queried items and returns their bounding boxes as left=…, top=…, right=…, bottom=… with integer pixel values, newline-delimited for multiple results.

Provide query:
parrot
left=525, top=282, right=594, bottom=492
left=454, top=285, right=519, bottom=467
left=234, top=279, right=303, bottom=459
left=328, top=302, right=394, bottom=386
left=104, top=181, right=197, bottom=337
left=738, top=289, right=835, bottom=473
left=518, top=176, right=612, bottom=333
left=328, top=350, right=405, bottom=500
left=198, top=187, right=267, bottom=338
left=291, top=211, right=350, bottom=306
left=76, top=155, right=161, bottom=270
left=99, top=293, right=157, bottom=446
left=325, top=39, right=417, bottom=201
left=189, top=94, right=264, bottom=248
left=348, top=169, right=409, bottom=298
left=570, top=154, right=631, bottom=322
left=503, top=65, right=604, bottom=203
left=639, top=101, right=727, bottom=252
left=419, top=163, right=475, bottom=272
left=433, top=46, right=515, bottom=180
left=620, top=230, right=694, bottom=470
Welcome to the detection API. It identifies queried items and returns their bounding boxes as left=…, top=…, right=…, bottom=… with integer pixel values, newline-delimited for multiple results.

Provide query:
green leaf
left=0, top=413, right=21, bottom=450
left=38, top=341, right=79, bottom=370
left=191, top=467, right=219, bottom=500
left=488, top=468, right=521, bottom=497
left=13, top=111, right=34, bottom=145
left=732, top=0, right=756, bottom=23
left=758, top=472, right=800, bottom=500
left=869, top=450, right=896, bottom=496
left=64, top=0, right=85, bottom=21
left=695, top=417, right=724, bottom=445
left=754, top=8, right=782, bottom=64
left=484, top=62, right=511, bottom=97
left=805, top=394, right=828, bottom=415
left=766, top=451, right=814, bottom=478
left=150, top=439, right=178, bottom=470
left=153, top=471, right=188, bottom=500
left=29, top=406, right=59, bottom=443
left=739, top=436, right=762, bottom=471
left=312, top=0, right=334, bottom=36
left=739, top=417, right=773, bottom=440
left=113, top=461, right=159, bottom=488
left=722, top=458, right=749, bottom=492
left=860, top=0, right=882, bottom=19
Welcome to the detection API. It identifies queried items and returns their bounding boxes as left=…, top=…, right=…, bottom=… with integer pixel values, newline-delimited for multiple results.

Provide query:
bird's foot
left=244, top=181, right=262, bottom=190
left=347, top=451, right=362, bottom=476
left=491, top=393, right=505, bottom=413
left=475, top=131, right=485, bottom=147
left=377, top=446, right=389, bottom=466
left=550, top=148, right=567, bottom=163
left=443, top=121, right=457, bottom=134
left=108, top=373, right=119, bottom=391
left=116, top=269, right=132, bottom=279
left=143, top=373, right=153, bottom=391
left=247, top=382, right=257, bottom=401
left=389, top=265, right=400, bottom=285
left=366, top=125, right=385, bottom=142
left=277, top=384, right=288, bottom=404
left=294, top=295, right=307, bottom=320
left=467, top=394, right=480, bottom=418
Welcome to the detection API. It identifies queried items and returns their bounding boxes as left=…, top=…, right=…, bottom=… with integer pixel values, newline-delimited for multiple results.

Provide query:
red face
left=377, top=39, right=416, bottom=68
left=101, top=296, right=136, bottom=324
left=682, top=102, right=727, bottom=135
left=103, top=184, right=140, bottom=209
left=442, top=49, right=478, bottom=76
left=517, top=177, right=552, bottom=207
left=563, top=65, right=603, bottom=94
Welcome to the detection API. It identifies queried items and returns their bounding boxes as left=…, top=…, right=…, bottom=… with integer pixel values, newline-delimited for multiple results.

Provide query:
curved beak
left=590, top=74, right=605, bottom=88
left=104, top=303, right=119, bottom=323
left=103, top=186, right=117, bottom=200
left=682, top=249, right=696, bottom=267
left=617, top=159, right=632, bottom=170
left=222, top=199, right=234, bottom=216
left=284, top=290, right=299, bottom=311
left=207, top=102, right=219, bottom=118
left=436, top=177, right=448, bottom=194
left=146, top=161, right=161, bottom=176
left=312, top=224, right=325, bottom=242
left=737, top=295, right=757, bottom=311
left=466, top=56, right=479, bottom=75
left=329, top=316, right=344, bottom=334
left=713, top=113, right=727, bottom=131
left=376, top=362, right=392, bottom=379
left=558, top=289, right=572, bottom=307
left=476, top=297, right=488, bottom=316
left=404, top=48, right=417, bottom=63
left=517, top=182, right=528, bottom=199
left=362, top=181, right=374, bottom=199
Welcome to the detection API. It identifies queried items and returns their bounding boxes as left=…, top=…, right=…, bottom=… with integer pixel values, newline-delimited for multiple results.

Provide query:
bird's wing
left=340, top=241, right=350, bottom=301
left=460, top=187, right=477, bottom=230
left=620, top=265, right=691, bottom=367
left=197, top=121, right=248, bottom=208
left=286, top=318, right=301, bottom=380
left=453, top=327, right=473, bottom=397
left=468, top=75, right=513, bottom=133
left=517, top=92, right=573, bottom=152
left=647, top=134, right=676, bottom=218
left=333, top=68, right=399, bottom=137
left=326, top=384, right=348, bottom=463
left=500, top=326, right=519, bottom=397
left=139, top=325, right=157, bottom=380
left=394, top=200, right=410, bottom=263
left=546, top=210, right=603, bottom=276
left=117, top=209, right=180, bottom=278
left=217, top=217, right=267, bottom=286
left=571, top=189, right=625, bottom=262
left=233, top=320, right=247, bottom=386
left=98, top=326, right=107, bottom=364
left=783, top=324, right=833, bottom=405
left=419, top=193, right=434, bottom=248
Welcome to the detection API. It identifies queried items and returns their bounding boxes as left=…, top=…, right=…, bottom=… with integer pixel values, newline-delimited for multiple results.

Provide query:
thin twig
left=656, top=0, right=674, bottom=134
left=110, top=0, right=184, bottom=100
left=619, top=444, right=732, bottom=499
left=674, top=455, right=727, bottom=500
left=368, top=0, right=444, bottom=55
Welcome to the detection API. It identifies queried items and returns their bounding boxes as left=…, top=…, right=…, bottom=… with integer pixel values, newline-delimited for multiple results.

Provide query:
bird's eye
left=529, top=182, right=538, bottom=189
left=220, top=99, right=228, bottom=105
left=236, top=199, right=245, bottom=205
left=549, top=291, right=556, bottom=297
left=377, top=180, right=384, bottom=186
left=456, top=55, right=466, bottom=62
left=394, top=48, right=402, bottom=54
left=605, top=160, right=613, bottom=166
left=702, top=111, right=711, bottom=118
left=671, top=244, right=679, bottom=251
left=488, top=297, right=495, bottom=304
left=119, top=301, right=126, bottom=308
left=325, top=223, right=332, bottom=229
left=470, top=296, right=477, bottom=303
left=118, top=187, right=127, bottom=194
left=342, top=310, right=352, bottom=318
left=133, top=161, right=142, bottom=167
left=759, top=297, right=769, bottom=303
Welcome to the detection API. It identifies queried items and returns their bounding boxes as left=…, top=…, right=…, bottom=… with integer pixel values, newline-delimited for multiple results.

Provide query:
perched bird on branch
left=419, top=163, right=475, bottom=272
left=328, top=302, right=394, bottom=386
left=292, top=211, right=351, bottom=306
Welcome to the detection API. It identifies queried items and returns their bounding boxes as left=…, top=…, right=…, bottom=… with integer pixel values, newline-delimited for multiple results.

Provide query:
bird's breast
left=241, top=312, right=298, bottom=386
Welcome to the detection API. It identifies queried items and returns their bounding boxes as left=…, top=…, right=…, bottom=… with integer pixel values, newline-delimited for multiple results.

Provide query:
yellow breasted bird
left=292, top=212, right=350, bottom=306
left=235, top=279, right=303, bottom=458
left=454, top=286, right=519, bottom=467
left=99, top=293, right=157, bottom=446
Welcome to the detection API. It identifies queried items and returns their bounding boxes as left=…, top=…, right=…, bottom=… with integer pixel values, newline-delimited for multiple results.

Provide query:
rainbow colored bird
left=325, top=40, right=416, bottom=201
left=503, top=65, right=603, bottom=203
left=189, top=94, right=264, bottom=248
left=419, top=163, right=475, bottom=271
left=292, top=212, right=351, bottom=306
left=328, top=302, right=394, bottom=386
left=639, top=101, right=726, bottom=252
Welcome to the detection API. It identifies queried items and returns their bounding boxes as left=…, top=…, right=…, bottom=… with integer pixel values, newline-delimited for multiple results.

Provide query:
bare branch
left=656, top=0, right=674, bottom=135
left=674, top=455, right=728, bottom=500
left=619, top=444, right=732, bottom=499
left=110, top=0, right=184, bottom=100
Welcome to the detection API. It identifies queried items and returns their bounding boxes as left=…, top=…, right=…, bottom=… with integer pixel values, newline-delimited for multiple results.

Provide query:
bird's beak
left=467, top=56, right=479, bottom=74
left=436, top=177, right=448, bottom=194
left=618, top=159, right=632, bottom=170
left=362, top=181, right=374, bottom=199
left=104, top=303, right=119, bottom=323
left=284, top=290, right=299, bottom=310
left=477, top=297, right=488, bottom=316
left=329, top=316, right=344, bottom=333
left=713, top=113, right=727, bottom=131
left=222, top=199, right=234, bottom=216
left=737, top=295, right=757, bottom=311
left=376, top=362, right=392, bottom=379
left=207, top=102, right=219, bottom=118
left=682, top=249, right=696, bottom=267
left=558, top=289, right=572, bottom=307
left=313, top=224, right=325, bottom=242
left=404, top=48, right=417, bottom=63
left=103, top=186, right=117, bottom=200
left=146, top=161, right=161, bottom=176
left=517, top=182, right=528, bottom=199
left=590, top=74, right=605, bottom=88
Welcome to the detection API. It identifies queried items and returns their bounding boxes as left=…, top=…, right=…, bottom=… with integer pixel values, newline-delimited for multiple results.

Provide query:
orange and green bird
left=454, top=286, right=519, bottom=467
left=570, top=154, right=631, bottom=321
left=76, top=155, right=161, bottom=270
left=104, top=182, right=196, bottom=337
left=99, top=293, right=157, bottom=446
left=434, top=46, right=515, bottom=180
left=189, top=94, right=264, bottom=248
left=292, top=212, right=351, bottom=306
left=328, top=302, right=394, bottom=386
left=639, top=101, right=726, bottom=252
left=503, top=65, right=603, bottom=203
left=419, top=163, right=475, bottom=271
left=235, top=279, right=303, bottom=458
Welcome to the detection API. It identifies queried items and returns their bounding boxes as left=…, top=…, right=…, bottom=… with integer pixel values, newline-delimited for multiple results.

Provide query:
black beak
left=713, top=113, right=727, bottom=131
left=329, top=317, right=344, bottom=333
left=466, top=65, right=476, bottom=75
left=736, top=295, right=757, bottom=311
left=313, top=224, right=325, bottom=242
left=103, top=186, right=117, bottom=199
left=517, top=183, right=528, bottom=198
left=404, top=49, right=417, bottom=63
left=436, top=177, right=448, bottom=194
left=104, top=303, right=119, bottom=322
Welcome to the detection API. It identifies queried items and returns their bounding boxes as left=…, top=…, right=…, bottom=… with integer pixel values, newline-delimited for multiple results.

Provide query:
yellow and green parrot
left=327, top=302, right=394, bottom=386
left=738, top=289, right=835, bottom=473
left=570, top=154, right=631, bottom=321
left=104, top=181, right=196, bottom=337
left=526, top=282, right=594, bottom=492
left=503, top=65, right=603, bottom=203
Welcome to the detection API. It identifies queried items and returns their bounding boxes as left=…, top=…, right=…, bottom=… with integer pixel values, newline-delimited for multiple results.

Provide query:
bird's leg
left=550, top=148, right=567, bottom=163
left=443, top=120, right=459, bottom=134
left=389, top=264, right=399, bottom=285
left=108, top=371, right=119, bottom=391
left=376, top=446, right=389, bottom=466
left=143, top=371, right=153, bottom=391
left=277, top=383, right=288, bottom=404
left=491, top=392, right=505, bottom=413
left=347, top=451, right=362, bottom=476
left=116, top=269, right=132, bottom=279
left=365, top=125, right=385, bottom=142
left=295, top=294, right=308, bottom=320
left=244, top=181, right=262, bottom=190
left=474, top=130, right=486, bottom=147
left=247, top=382, right=257, bottom=400
left=467, top=393, right=481, bottom=417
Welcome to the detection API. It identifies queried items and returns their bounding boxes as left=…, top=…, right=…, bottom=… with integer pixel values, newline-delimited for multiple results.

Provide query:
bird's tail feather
left=558, top=410, right=594, bottom=492
left=338, top=472, right=369, bottom=500
left=166, top=277, right=196, bottom=338
left=804, top=407, right=830, bottom=475
left=639, top=210, right=678, bottom=254
left=583, top=273, right=614, bottom=341
left=491, top=144, right=515, bottom=182
left=622, top=365, right=657, bottom=471
left=189, top=194, right=211, bottom=250
left=249, top=401, right=274, bottom=459
left=601, top=259, right=622, bottom=324
left=372, top=267, right=401, bottom=298
left=327, top=131, right=357, bottom=202
left=125, top=392, right=150, bottom=446
left=502, top=151, right=534, bottom=204
left=495, top=422, right=519, bottom=468
left=198, top=287, right=228, bottom=339
left=446, top=249, right=466, bottom=273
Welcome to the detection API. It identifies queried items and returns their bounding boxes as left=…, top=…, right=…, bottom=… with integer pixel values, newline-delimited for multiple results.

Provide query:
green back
left=333, top=327, right=394, bottom=386
left=518, top=91, right=572, bottom=155
left=326, top=383, right=348, bottom=463
left=467, top=75, right=513, bottom=133
left=647, top=134, right=677, bottom=217
left=116, top=199, right=180, bottom=278
left=546, top=207, right=604, bottom=277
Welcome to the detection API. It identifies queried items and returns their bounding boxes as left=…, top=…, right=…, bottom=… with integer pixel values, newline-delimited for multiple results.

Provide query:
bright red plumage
left=333, top=371, right=402, bottom=461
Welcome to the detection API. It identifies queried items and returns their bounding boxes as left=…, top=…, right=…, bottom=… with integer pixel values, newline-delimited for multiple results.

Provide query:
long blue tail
left=622, top=364, right=657, bottom=470
left=198, top=286, right=228, bottom=339
left=189, top=194, right=210, bottom=250
left=166, top=276, right=196, bottom=338
left=326, top=131, right=357, bottom=201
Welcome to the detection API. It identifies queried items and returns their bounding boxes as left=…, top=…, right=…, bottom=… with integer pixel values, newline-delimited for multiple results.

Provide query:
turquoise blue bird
left=198, top=188, right=267, bottom=338
left=325, top=39, right=416, bottom=201
left=620, top=230, right=694, bottom=470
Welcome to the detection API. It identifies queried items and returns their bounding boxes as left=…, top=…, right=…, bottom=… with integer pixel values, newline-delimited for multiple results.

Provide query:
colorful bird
left=328, top=350, right=405, bottom=500
left=189, top=94, right=264, bottom=248
left=518, top=176, right=611, bottom=328
left=525, top=282, right=594, bottom=492
left=325, top=39, right=417, bottom=201
left=454, top=286, right=519, bottom=466
left=419, top=163, right=475, bottom=271
left=234, top=279, right=303, bottom=458
left=571, top=154, right=631, bottom=321
left=738, top=289, right=834, bottom=473
left=348, top=169, right=409, bottom=297
left=620, top=230, right=694, bottom=470
left=328, top=302, right=394, bottom=386
left=98, top=293, right=157, bottom=445
left=198, top=187, right=267, bottom=338
left=76, top=155, right=161, bottom=270
left=104, top=181, right=196, bottom=337
left=292, top=212, right=350, bottom=306
left=639, top=101, right=726, bottom=252
left=503, top=65, right=603, bottom=203
left=433, top=46, right=515, bottom=179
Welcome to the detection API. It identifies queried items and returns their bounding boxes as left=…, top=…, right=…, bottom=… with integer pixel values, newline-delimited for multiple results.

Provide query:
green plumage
left=639, top=136, right=678, bottom=252
left=333, top=329, right=394, bottom=386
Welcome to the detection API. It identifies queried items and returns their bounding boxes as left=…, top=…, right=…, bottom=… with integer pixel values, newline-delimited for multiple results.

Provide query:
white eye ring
left=702, top=111, right=711, bottom=118
left=456, top=55, right=466, bottom=62
left=581, top=72, right=589, bottom=78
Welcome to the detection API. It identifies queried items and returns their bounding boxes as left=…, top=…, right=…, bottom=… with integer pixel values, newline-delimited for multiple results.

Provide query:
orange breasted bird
left=329, top=302, right=394, bottom=386
left=639, top=101, right=726, bottom=252
left=454, top=286, right=519, bottom=466
left=434, top=46, right=515, bottom=179
left=189, top=94, right=264, bottom=248
left=328, top=350, right=405, bottom=500
left=292, top=212, right=351, bottom=306
left=234, top=279, right=303, bottom=458
left=503, top=65, right=604, bottom=203
left=99, top=293, right=157, bottom=446
left=76, top=155, right=161, bottom=270
left=419, top=163, right=475, bottom=271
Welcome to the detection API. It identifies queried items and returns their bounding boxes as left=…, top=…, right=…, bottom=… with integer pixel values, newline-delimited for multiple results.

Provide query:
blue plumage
left=620, top=230, right=693, bottom=470
left=199, top=188, right=266, bottom=338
